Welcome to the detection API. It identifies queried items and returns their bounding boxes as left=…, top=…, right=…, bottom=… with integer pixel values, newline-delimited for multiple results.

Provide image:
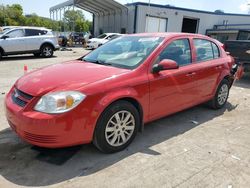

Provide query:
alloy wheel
left=217, top=84, right=229, bottom=105
left=105, top=110, right=135, bottom=147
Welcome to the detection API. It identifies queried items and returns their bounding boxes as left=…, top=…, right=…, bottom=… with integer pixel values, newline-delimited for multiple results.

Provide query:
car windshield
left=97, top=34, right=107, bottom=39
left=83, top=36, right=163, bottom=69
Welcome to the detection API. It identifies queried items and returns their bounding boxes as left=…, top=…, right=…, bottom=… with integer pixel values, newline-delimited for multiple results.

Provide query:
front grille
left=11, top=94, right=27, bottom=107
left=15, top=88, right=33, bottom=100
left=23, top=131, right=58, bottom=144
left=11, top=88, right=33, bottom=107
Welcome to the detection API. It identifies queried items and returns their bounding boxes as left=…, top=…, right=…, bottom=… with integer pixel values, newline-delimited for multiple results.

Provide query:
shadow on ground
left=0, top=102, right=238, bottom=187
left=0, top=55, right=57, bottom=62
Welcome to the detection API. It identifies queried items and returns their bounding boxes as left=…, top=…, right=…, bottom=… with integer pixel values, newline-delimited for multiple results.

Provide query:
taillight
left=221, top=43, right=226, bottom=50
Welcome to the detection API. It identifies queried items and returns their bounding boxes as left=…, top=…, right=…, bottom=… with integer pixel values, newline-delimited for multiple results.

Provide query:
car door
left=25, top=29, right=43, bottom=51
left=1, top=29, right=26, bottom=53
left=192, top=38, right=223, bottom=99
left=148, top=38, right=197, bottom=120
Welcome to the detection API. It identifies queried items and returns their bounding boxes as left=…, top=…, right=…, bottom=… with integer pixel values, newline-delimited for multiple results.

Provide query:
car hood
left=88, top=38, right=105, bottom=43
left=15, top=60, right=130, bottom=96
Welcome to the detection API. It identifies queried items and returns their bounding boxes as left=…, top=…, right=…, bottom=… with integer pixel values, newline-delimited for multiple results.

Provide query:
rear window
left=194, top=39, right=220, bottom=62
left=25, top=29, right=47, bottom=36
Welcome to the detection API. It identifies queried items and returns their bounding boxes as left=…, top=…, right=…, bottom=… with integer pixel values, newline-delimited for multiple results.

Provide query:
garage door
left=145, top=16, right=167, bottom=33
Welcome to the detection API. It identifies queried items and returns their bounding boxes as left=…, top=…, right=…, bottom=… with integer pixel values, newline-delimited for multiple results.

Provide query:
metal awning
left=207, top=29, right=240, bottom=34
left=50, top=0, right=128, bottom=15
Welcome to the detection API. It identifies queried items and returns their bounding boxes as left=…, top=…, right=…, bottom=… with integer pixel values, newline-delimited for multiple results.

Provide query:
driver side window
left=158, top=39, right=191, bottom=66
left=6, top=29, right=25, bottom=38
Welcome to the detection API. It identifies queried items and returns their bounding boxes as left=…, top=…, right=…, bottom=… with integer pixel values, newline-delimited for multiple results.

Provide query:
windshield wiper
left=83, top=58, right=113, bottom=66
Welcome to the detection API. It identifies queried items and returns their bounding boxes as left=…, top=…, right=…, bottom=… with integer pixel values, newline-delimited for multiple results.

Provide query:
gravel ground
left=0, top=48, right=249, bottom=188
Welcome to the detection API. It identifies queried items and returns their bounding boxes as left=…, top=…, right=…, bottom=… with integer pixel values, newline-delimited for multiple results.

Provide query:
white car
left=0, top=27, right=60, bottom=59
left=87, top=33, right=122, bottom=49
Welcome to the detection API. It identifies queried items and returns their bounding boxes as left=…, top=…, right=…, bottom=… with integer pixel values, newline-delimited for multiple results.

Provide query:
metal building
left=50, top=1, right=250, bottom=42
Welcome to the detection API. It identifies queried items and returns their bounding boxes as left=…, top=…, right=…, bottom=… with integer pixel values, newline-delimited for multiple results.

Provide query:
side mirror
left=1, top=35, right=9, bottom=40
left=152, top=59, right=179, bottom=73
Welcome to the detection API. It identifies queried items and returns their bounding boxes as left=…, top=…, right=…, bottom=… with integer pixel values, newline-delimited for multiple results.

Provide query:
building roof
left=50, top=0, right=128, bottom=15
left=127, top=2, right=250, bottom=17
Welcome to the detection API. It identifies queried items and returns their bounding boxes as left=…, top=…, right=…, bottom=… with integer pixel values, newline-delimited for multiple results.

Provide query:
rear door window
left=25, top=29, right=47, bottom=36
left=211, top=42, right=220, bottom=58
left=194, top=39, right=220, bottom=62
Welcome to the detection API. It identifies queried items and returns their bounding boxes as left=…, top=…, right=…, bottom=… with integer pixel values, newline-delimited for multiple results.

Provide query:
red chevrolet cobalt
left=5, top=33, right=240, bottom=153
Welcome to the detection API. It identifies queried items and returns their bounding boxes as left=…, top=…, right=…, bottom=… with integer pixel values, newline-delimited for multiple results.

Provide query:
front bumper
left=54, top=44, right=60, bottom=51
left=86, top=43, right=98, bottom=49
left=5, top=87, right=94, bottom=148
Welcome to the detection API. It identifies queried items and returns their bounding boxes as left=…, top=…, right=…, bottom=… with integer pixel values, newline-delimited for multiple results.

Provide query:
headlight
left=34, top=91, right=86, bottom=114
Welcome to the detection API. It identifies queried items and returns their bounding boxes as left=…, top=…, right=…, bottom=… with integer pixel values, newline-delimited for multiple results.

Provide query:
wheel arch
left=223, top=74, right=234, bottom=88
left=0, top=46, right=5, bottom=55
left=109, top=97, right=144, bottom=132
left=40, top=42, right=55, bottom=51
left=94, top=90, right=145, bottom=134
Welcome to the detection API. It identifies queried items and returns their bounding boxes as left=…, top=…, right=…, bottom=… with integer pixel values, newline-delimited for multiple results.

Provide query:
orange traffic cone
left=24, top=65, right=28, bottom=74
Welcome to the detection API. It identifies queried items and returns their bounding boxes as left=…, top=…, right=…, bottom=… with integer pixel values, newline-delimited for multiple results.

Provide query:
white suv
left=0, top=27, right=60, bottom=59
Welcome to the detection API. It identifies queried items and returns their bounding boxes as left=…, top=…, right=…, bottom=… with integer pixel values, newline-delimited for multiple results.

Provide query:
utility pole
left=146, top=0, right=151, bottom=32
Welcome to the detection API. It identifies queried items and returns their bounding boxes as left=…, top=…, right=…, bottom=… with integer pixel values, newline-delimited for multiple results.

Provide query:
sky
left=1, top=0, right=250, bottom=20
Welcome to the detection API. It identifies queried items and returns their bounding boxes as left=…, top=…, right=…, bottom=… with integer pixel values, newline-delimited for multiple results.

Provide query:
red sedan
left=5, top=33, right=239, bottom=153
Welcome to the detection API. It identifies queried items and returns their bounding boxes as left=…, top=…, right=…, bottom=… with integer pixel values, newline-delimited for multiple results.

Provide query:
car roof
left=4, top=26, right=50, bottom=31
left=3, top=27, right=52, bottom=34
left=129, top=32, right=206, bottom=38
left=127, top=32, right=221, bottom=44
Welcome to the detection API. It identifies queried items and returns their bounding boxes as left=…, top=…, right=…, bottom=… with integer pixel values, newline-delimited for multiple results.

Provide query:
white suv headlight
left=34, top=91, right=86, bottom=114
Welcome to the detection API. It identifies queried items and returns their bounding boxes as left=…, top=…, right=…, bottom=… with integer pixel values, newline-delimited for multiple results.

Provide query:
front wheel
left=93, top=101, right=140, bottom=153
left=209, top=79, right=230, bottom=109
left=41, top=45, right=54, bottom=58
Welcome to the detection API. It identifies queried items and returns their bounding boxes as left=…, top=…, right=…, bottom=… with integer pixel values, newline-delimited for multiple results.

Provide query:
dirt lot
left=0, top=48, right=250, bottom=188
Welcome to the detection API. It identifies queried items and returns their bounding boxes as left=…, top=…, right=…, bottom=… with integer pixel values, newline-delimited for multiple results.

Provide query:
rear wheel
left=41, top=45, right=54, bottom=58
left=209, top=79, right=230, bottom=109
left=93, top=101, right=140, bottom=153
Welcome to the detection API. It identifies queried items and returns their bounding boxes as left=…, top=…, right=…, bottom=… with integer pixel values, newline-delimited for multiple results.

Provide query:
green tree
left=64, top=10, right=90, bottom=32
left=0, top=4, right=91, bottom=32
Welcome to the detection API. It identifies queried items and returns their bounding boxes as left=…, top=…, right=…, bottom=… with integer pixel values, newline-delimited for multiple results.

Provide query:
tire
left=41, top=45, right=54, bottom=58
left=93, top=101, right=140, bottom=153
left=209, top=79, right=230, bottom=109
left=0, top=50, right=2, bottom=60
left=33, top=52, right=41, bottom=57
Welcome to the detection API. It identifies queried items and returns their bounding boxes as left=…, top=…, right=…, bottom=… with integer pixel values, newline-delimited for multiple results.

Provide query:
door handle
left=186, top=72, right=196, bottom=77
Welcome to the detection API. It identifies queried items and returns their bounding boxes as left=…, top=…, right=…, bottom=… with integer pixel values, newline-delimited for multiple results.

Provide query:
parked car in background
left=58, top=35, right=68, bottom=47
left=0, top=27, right=60, bottom=59
left=224, top=40, right=250, bottom=72
left=69, top=32, right=85, bottom=44
left=5, top=33, right=241, bottom=153
left=87, top=33, right=122, bottom=49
